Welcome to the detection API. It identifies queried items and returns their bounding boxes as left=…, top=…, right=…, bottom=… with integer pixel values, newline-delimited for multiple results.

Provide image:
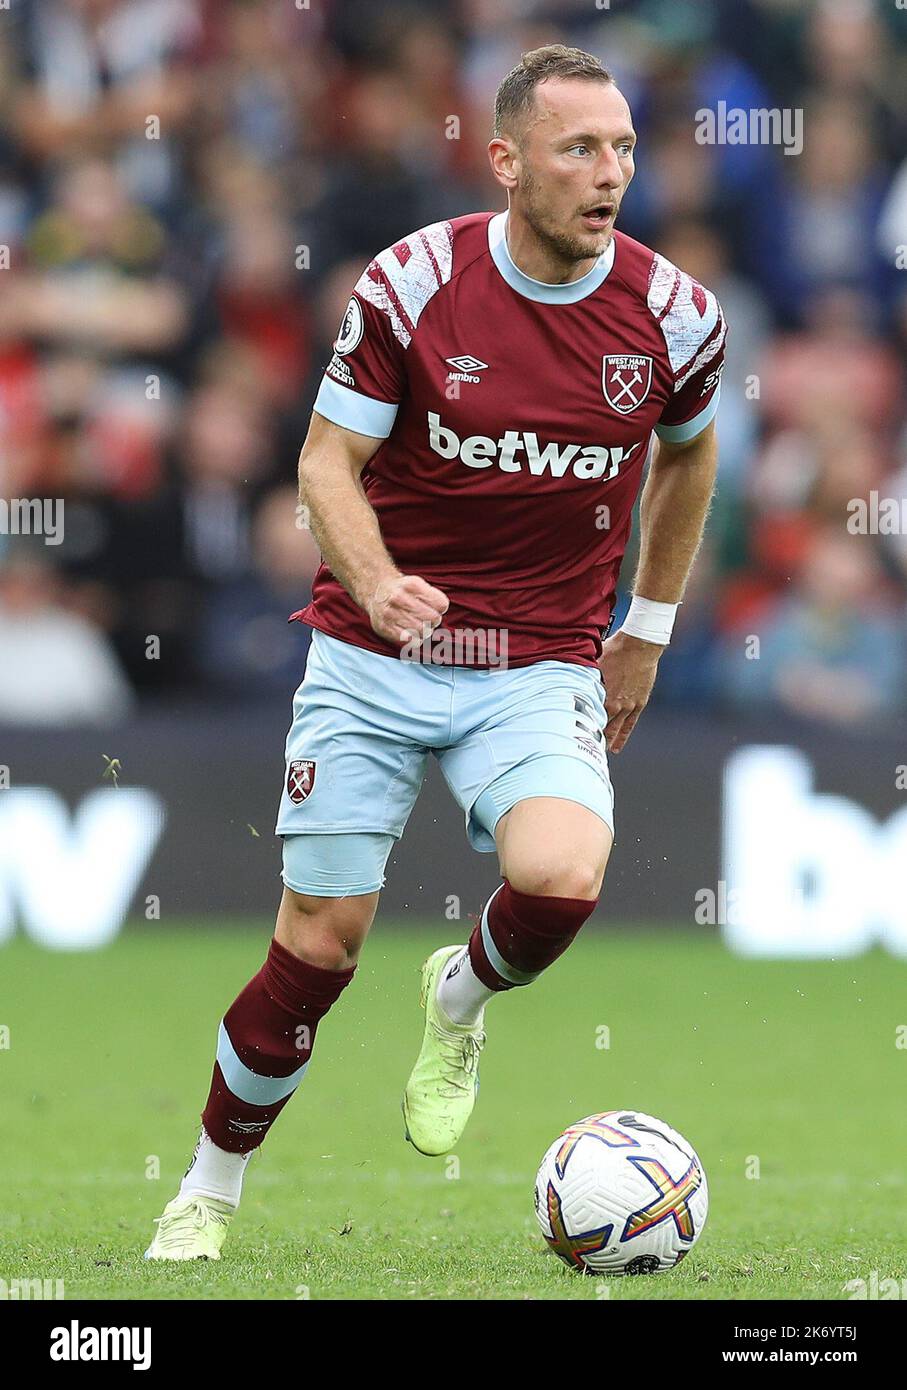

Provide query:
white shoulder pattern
left=647, top=253, right=726, bottom=391
left=354, top=221, right=454, bottom=349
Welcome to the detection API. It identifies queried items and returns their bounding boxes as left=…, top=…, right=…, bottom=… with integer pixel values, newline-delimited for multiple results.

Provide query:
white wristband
left=620, top=595, right=679, bottom=646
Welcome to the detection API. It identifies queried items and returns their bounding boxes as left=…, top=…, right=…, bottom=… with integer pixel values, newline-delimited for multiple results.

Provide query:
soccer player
left=146, top=44, right=725, bottom=1260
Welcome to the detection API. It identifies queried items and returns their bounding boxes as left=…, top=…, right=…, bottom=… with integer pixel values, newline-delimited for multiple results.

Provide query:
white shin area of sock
left=437, top=946, right=496, bottom=1026
left=179, top=1128, right=252, bottom=1208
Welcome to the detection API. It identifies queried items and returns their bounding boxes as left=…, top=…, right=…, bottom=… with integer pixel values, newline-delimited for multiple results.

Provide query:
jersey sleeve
left=313, top=282, right=406, bottom=439
left=312, top=221, right=455, bottom=440
left=647, top=254, right=727, bottom=444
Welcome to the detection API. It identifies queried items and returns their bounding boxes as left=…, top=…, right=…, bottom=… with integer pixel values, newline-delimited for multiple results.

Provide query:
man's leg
left=437, top=797, right=612, bottom=1023
left=403, top=796, right=611, bottom=1156
left=195, top=886, right=376, bottom=1164
left=147, top=630, right=435, bottom=1253
left=405, top=656, right=615, bottom=1155
left=145, top=840, right=385, bottom=1261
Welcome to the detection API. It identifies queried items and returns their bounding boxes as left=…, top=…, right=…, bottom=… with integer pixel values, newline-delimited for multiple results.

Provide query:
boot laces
left=432, top=1022, right=485, bottom=1098
left=153, top=1198, right=229, bottom=1249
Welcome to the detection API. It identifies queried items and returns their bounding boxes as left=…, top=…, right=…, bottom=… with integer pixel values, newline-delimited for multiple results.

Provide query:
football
left=534, top=1110, right=708, bottom=1276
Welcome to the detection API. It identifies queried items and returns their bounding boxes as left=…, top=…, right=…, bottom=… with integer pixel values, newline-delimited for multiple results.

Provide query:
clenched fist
left=367, top=573, right=450, bottom=646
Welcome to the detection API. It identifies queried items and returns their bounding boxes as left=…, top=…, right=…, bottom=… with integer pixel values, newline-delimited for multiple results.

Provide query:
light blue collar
left=487, top=211, right=615, bottom=304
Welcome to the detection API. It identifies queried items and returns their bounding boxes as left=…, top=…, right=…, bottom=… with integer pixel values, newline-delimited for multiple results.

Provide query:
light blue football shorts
left=276, top=628, right=614, bottom=897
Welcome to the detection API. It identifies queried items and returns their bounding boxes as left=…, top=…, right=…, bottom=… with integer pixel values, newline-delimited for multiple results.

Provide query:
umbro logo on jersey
left=428, top=411, right=641, bottom=480
left=445, top=355, right=488, bottom=384
left=446, top=355, right=488, bottom=373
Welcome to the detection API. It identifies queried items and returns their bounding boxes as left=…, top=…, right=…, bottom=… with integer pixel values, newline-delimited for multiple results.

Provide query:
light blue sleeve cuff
left=654, top=385, right=720, bottom=444
left=313, top=375, right=399, bottom=439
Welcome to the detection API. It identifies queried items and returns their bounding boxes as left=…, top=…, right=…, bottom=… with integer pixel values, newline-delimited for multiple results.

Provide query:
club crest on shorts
left=287, top=759, right=316, bottom=804
left=602, top=354, right=653, bottom=414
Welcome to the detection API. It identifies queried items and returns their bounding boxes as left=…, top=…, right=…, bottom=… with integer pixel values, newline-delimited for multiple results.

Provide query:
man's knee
left=468, top=876, right=599, bottom=987
left=496, top=799, right=612, bottom=902
left=506, top=858, right=604, bottom=901
left=275, top=888, right=378, bottom=970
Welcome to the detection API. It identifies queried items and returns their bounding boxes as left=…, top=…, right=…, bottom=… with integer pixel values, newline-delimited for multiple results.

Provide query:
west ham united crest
left=602, top=354, right=653, bottom=414
left=287, top=759, right=316, bottom=804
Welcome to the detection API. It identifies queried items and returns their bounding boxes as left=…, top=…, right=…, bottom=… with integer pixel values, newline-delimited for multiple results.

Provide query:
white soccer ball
left=534, top=1109, right=708, bottom=1276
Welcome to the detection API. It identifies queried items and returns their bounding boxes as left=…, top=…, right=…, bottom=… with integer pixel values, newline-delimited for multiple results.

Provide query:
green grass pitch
left=1, top=923, right=905, bottom=1301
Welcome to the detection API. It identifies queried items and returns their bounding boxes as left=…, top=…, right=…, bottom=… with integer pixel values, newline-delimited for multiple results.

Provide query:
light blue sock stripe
left=216, top=1020, right=309, bottom=1106
left=480, top=885, right=540, bottom=986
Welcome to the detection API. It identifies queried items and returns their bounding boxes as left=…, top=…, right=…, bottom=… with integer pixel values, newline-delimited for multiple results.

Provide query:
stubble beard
left=519, top=170, right=614, bottom=269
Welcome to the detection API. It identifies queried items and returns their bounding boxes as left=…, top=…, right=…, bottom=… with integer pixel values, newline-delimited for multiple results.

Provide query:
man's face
left=505, top=78, right=636, bottom=263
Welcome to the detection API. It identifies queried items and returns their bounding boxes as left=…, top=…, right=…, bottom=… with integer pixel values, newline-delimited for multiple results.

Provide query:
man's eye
left=568, top=144, right=591, bottom=156
left=617, top=143, right=634, bottom=157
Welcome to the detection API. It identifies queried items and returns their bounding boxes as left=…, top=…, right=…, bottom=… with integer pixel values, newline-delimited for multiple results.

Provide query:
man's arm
left=599, top=420, right=718, bottom=753
left=298, top=411, right=449, bottom=645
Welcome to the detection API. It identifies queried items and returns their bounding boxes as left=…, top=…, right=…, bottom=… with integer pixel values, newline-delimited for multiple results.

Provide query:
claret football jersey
left=296, top=210, right=726, bottom=669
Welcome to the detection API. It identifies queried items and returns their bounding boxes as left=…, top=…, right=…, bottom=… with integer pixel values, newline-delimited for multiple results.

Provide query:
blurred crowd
left=1, top=0, right=906, bottom=727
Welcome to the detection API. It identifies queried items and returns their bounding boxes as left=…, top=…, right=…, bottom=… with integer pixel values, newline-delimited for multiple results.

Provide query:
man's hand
left=367, top=573, right=450, bottom=645
left=597, top=629, right=663, bottom=754
left=296, top=416, right=451, bottom=646
left=598, top=423, right=717, bottom=752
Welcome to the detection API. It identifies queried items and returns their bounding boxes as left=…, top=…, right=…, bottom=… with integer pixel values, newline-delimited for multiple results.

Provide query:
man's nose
left=595, top=150, right=623, bottom=188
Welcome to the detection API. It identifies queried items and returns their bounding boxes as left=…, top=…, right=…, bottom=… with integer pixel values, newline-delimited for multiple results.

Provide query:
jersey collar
left=487, top=211, right=615, bottom=304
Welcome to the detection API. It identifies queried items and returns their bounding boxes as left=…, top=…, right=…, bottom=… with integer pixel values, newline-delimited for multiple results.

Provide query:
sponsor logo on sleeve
left=699, top=361, right=725, bottom=396
left=327, top=354, right=356, bottom=387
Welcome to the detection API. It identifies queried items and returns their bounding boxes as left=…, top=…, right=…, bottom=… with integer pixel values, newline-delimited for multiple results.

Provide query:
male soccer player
left=146, top=44, right=724, bottom=1260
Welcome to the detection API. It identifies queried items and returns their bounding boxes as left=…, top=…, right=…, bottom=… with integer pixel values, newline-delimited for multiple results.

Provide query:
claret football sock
left=465, top=879, right=598, bottom=993
left=200, top=937, right=355, bottom=1154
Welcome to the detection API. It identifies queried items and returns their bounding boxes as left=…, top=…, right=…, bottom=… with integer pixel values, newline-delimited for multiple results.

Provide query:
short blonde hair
left=493, top=44, right=613, bottom=140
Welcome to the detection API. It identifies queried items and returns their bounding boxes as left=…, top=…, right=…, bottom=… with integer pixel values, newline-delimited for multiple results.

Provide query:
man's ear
left=488, top=137, right=520, bottom=192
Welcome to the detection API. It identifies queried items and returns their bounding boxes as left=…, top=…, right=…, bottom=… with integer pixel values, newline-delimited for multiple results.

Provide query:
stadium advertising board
left=1, top=713, right=903, bottom=956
